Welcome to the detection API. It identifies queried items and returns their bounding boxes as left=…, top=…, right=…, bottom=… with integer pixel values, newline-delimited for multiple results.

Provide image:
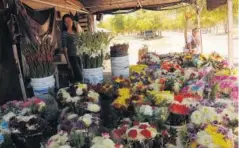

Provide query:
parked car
left=144, top=30, right=155, bottom=40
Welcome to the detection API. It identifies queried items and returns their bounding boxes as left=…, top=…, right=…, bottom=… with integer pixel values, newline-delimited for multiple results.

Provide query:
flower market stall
left=0, top=51, right=238, bottom=148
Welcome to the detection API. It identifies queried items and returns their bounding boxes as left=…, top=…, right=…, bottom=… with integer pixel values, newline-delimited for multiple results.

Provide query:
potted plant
left=76, top=32, right=113, bottom=84
left=20, top=36, right=55, bottom=99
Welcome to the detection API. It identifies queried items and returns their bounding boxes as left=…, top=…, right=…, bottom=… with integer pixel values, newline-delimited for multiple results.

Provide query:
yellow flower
left=112, top=88, right=131, bottom=108
left=148, top=90, right=174, bottom=105
left=205, top=124, right=233, bottom=148
left=130, top=65, right=148, bottom=74
left=115, top=77, right=122, bottom=83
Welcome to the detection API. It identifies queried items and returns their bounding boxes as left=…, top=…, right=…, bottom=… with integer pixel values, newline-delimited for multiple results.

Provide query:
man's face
left=193, top=30, right=199, bottom=37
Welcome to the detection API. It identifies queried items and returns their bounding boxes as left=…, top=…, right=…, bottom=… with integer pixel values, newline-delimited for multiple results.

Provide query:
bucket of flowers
left=21, top=36, right=56, bottom=99
left=77, top=32, right=113, bottom=84
left=110, top=43, right=130, bottom=78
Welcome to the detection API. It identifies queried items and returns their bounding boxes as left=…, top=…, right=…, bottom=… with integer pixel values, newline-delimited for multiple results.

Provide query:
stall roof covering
left=21, top=0, right=88, bottom=13
left=80, top=0, right=192, bottom=14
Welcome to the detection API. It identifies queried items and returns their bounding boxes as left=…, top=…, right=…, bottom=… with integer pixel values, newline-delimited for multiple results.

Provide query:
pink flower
left=231, top=90, right=238, bottom=101
left=102, top=133, right=110, bottom=139
left=115, top=144, right=123, bottom=148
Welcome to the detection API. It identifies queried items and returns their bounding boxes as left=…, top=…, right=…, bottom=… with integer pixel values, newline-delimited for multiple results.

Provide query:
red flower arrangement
left=169, top=104, right=189, bottom=115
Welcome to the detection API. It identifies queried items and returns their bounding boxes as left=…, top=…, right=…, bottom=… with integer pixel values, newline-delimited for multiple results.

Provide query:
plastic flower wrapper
left=112, top=88, right=132, bottom=109
left=91, top=133, right=123, bottom=148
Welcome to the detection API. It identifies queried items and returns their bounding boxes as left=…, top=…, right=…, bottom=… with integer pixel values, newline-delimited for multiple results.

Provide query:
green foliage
left=98, top=0, right=238, bottom=33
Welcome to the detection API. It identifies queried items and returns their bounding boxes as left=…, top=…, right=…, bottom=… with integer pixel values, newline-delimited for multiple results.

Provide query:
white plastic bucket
left=83, top=67, right=103, bottom=84
left=31, top=75, right=55, bottom=99
left=111, top=56, right=129, bottom=77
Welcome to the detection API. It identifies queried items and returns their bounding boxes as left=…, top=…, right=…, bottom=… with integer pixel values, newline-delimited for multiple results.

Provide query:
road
left=104, top=31, right=239, bottom=71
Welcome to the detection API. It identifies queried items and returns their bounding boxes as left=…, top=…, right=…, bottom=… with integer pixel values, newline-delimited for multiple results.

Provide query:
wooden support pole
left=227, top=0, right=233, bottom=64
left=196, top=5, right=203, bottom=53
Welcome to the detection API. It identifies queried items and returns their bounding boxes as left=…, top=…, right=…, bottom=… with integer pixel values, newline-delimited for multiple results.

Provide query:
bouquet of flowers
left=180, top=123, right=233, bottom=148
left=113, top=122, right=157, bottom=148
left=138, top=52, right=160, bottom=66
left=91, top=133, right=123, bottom=148
left=110, top=43, right=129, bottom=57
left=77, top=32, right=113, bottom=69
left=147, top=90, right=174, bottom=107
left=59, top=111, right=100, bottom=134
left=112, top=88, right=132, bottom=109
left=21, top=36, right=55, bottom=78
left=112, top=76, right=131, bottom=88
left=9, top=115, right=46, bottom=148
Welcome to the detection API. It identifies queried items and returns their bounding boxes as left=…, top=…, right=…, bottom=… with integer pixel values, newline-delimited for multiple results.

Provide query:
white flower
left=181, top=98, right=199, bottom=108
left=79, top=114, right=93, bottom=127
left=38, top=102, right=46, bottom=112
left=86, top=103, right=101, bottom=112
left=191, top=110, right=203, bottom=125
left=88, top=90, right=99, bottom=103
left=221, top=108, right=237, bottom=121
left=76, top=88, right=83, bottom=95
left=58, top=89, right=70, bottom=99
left=71, top=96, right=81, bottom=103
left=67, top=114, right=78, bottom=120
left=196, top=131, right=213, bottom=147
left=3, top=112, right=16, bottom=122
left=17, top=115, right=36, bottom=122
left=139, top=105, right=153, bottom=116
left=26, top=124, right=36, bottom=130
left=20, top=108, right=31, bottom=115
left=91, top=136, right=116, bottom=148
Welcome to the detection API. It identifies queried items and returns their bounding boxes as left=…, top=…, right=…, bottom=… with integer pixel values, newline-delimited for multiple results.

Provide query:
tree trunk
left=184, top=18, right=189, bottom=44
left=160, top=31, right=162, bottom=37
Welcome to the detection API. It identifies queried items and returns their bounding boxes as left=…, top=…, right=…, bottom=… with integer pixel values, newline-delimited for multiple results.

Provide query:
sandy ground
left=103, top=31, right=239, bottom=73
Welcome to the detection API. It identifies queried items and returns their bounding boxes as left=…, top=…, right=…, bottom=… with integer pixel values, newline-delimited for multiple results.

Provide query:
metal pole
left=196, top=5, right=203, bottom=53
left=227, top=0, right=233, bottom=65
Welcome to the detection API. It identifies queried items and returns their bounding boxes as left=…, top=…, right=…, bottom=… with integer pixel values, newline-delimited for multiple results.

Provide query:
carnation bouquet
left=77, top=32, right=113, bottom=69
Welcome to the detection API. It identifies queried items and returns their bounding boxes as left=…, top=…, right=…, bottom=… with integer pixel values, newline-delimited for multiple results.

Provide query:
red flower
left=140, top=129, right=151, bottom=138
left=115, top=144, right=123, bottom=148
left=33, top=98, right=42, bottom=104
left=128, top=129, right=137, bottom=139
left=139, top=124, right=148, bottom=129
left=162, top=130, right=169, bottom=137
left=23, top=101, right=31, bottom=108
left=174, top=94, right=184, bottom=103
left=169, top=104, right=189, bottom=115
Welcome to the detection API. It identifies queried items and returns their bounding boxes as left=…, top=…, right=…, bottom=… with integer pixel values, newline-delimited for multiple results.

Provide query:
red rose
left=139, top=124, right=148, bottom=129
left=140, top=129, right=151, bottom=138
left=128, top=129, right=137, bottom=139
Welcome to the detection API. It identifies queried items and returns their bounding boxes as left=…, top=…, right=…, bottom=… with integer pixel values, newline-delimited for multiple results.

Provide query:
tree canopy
left=98, top=0, right=238, bottom=33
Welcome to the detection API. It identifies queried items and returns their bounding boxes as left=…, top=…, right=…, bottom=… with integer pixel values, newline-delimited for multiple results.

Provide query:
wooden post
left=227, top=0, right=233, bottom=64
left=196, top=5, right=203, bottom=53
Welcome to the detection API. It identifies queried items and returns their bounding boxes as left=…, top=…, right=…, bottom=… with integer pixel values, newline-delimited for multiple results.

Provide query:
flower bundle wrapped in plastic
left=180, top=123, right=233, bottom=148
left=113, top=122, right=157, bottom=148
left=181, top=80, right=205, bottom=98
left=147, top=90, right=174, bottom=106
left=130, top=65, right=148, bottom=75
left=91, top=133, right=123, bottom=148
left=192, top=54, right=208, bottom=68
left=138, top=52, right=160, bottom=66
left=161, top=61, right=183, bottom=74
left=59, top=111, right=100, bottom=133
left=112, top=76, right=131, bottom=88
left=112, top=88, right=132, bottom=109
